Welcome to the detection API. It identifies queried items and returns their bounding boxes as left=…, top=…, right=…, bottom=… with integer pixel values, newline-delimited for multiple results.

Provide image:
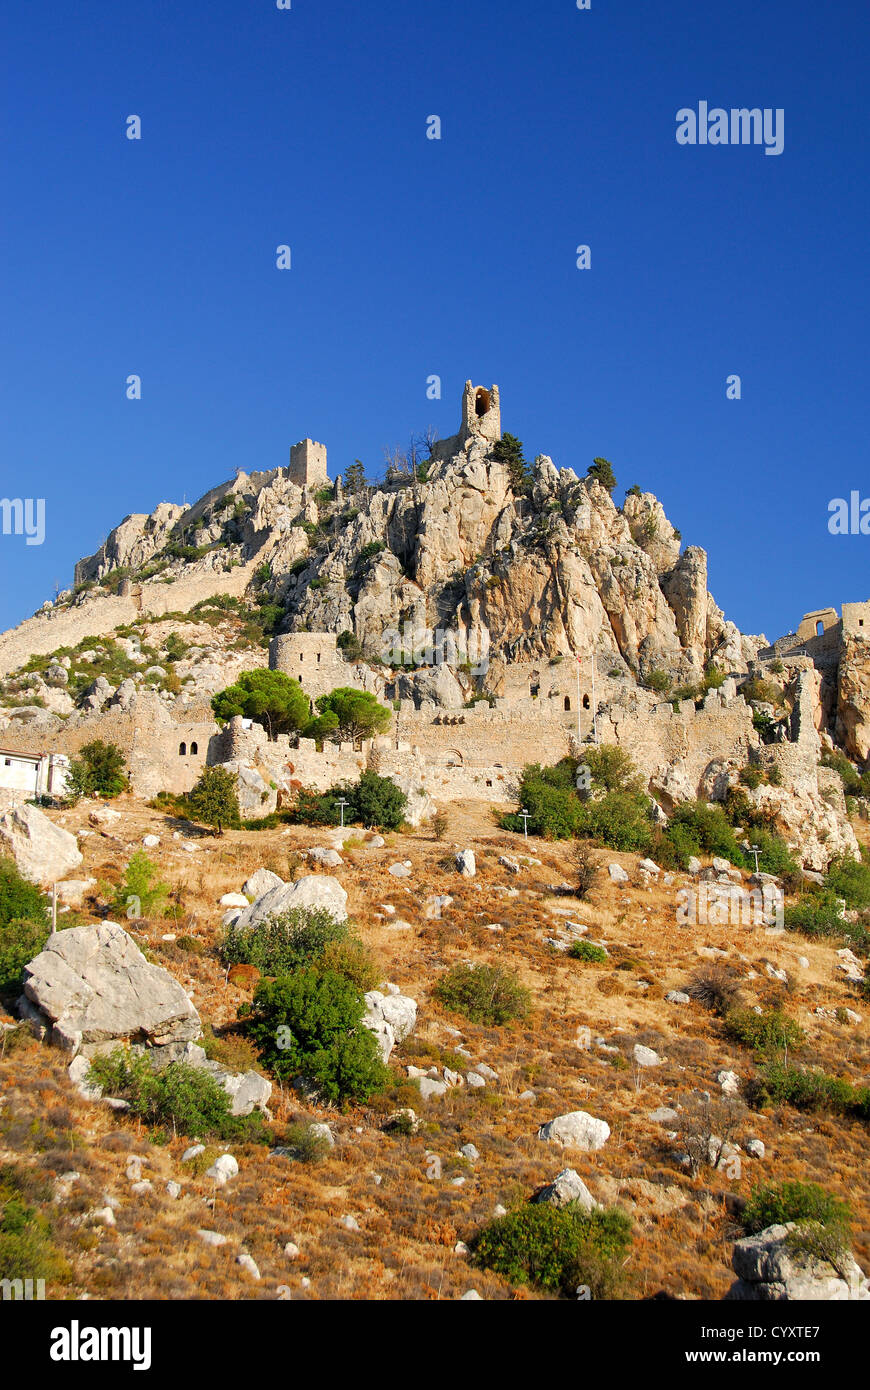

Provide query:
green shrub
left=0, top=918, right=51, bottom=997
left=568, top=941, right=608, bottom=964
left=500, top=762, right=582, bottom=839
left=66, top=739, right=127, bottom=800
left=643, top=668, right=671, bottom=694
left=278, top=1121, right=333, bottom=1164
left=187, top=766, right=242, bottom=835
left=825, top=855, right=870, bottom=910
left=434, top=962, right=530, bottom=1026
left=87, top=1051, right=266, bottom=1140
left=741, top=1180, right=850, bottom=1236
left=343, top=770, right=407, bottom=830
left=471, top=1203, right=631, bottom=1297
left=783, top=889, right=870, bottom=951
left=0, top=856, right=49, bottom=931
left=222, top=906, right=350, bottom=975
left=582, top=745, right=644, bottom=795
left=0, top=1170, right=70, bottom=1284
left=579, top=790, right=653, bottom=853
left=111, top=851, right=170, bottom=920
left=740, top=677, right=785, bottom=707
left=748, top=828, right=799, bottom=877
left=661, top=801, right=744, bottom=867
left=725, top=1007, right=805, bottom=1055
left=246, top=970, right=388, bottom=1103
left=747, top=1061, right=870, bottom=1121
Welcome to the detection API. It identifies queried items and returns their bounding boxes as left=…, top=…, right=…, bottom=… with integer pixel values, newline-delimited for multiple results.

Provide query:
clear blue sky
left=1, top=0, right=867, bottom=642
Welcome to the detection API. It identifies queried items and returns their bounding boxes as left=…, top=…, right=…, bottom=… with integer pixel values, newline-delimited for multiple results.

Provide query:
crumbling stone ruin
left=0, top=380, right=868, bottom=870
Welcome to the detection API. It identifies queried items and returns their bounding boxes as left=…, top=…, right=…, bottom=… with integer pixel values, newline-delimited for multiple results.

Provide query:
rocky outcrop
left=21, top=922, right=201, bottom=1054
left=726, top=1224, right=870, bottom=1301
left=0, top=803, right=83, bottom=884
left=837, top=629, right=870, bottom=762
left=230, top=874, right=348, bottom=930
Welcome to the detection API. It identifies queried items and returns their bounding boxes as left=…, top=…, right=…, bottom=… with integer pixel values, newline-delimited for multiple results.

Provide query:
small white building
left=0, top=748, right=70, bottom=799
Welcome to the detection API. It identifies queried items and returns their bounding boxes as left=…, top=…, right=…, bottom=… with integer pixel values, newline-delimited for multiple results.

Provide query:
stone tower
left=459, top=381, right=501, bottom=448
left=288, top=438, right=328, bottom=489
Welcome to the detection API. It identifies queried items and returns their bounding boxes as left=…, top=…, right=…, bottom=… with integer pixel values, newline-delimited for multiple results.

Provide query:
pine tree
left=344, top=460, right=367, bottom=494
left=492, top=433, right=528, bottom=490
left=587, top=458, right=617, bottom=493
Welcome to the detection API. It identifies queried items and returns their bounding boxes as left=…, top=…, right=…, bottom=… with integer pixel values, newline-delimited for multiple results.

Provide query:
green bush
left=579, top=790, right=653, bottom=853
left=740, top=677, right=785, bottom=708
left=500, top=762, right=582, bottom=839
left=741, top=1180, right=850, bottom=1236
left=278, top=1121, right=333, bottom=1163
left=66, top=739, right=127, bottom=800
left=0, top=918, right=50, bottom=997
left=246, top=970, right=388, bottom=1103
left=87, top=1051, right=266, bottom=1140
left=471, top=1203, right=631, bottom=1297
left=783, top=889, right=870, bottom=951
left=568, top=941, right=608, bottom=964
left=221, top=906, right=350, bottom=975
left=661, top=801, right=744, bottom=868
left=825, top=855, right=870, bottom=910
left=643, top=668, right=671, bottom=695
left=747, top=1061, right=870, bottom=1121
left=343, top=769, right=407, bottom=830
left=725, top=1007, right=805, bottom=1055
left=582, top=745, right=644, bottom=795
left=434, top=962, right=530, bottom=1026
left=187, top=766, right=242, bottom=835
left=0, top=856, right=49, bottom=931
left=111, top=851, right=170, bottom=920
left=0, top=1170, right=69, bottom=1284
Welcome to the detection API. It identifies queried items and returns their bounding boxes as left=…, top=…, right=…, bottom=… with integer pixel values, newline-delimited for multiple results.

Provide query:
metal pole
left=576, top=657, right=581, bottom=744
left=591, top=653, right=598, bottom=745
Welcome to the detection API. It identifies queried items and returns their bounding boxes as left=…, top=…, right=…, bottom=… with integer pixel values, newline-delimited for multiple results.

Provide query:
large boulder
left=532, top=1168, right=600, bottom=1211
left=0, top=803, right=83, bottom=884
left=538, top=1110, right=610, bottom=1151
left=362, top=988, right=417, bottom=1062
left=726, top=1224, right=870, bottom=1301
left=21, top=922, right=201, bottom=1054
left=242, top=867, right=284, bottom=899
left=231, top=875, right=348, bottom=930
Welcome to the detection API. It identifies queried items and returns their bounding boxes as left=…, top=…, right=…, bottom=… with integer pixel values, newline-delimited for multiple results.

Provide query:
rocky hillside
left=5, top=434, right=763, bottom=694
left=0, top=797, right=868, bottom=1302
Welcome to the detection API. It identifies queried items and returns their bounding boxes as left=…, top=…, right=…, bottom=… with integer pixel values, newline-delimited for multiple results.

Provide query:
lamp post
left=749, top=844, right=761, bottom=875
left=520, top=808, right=530, bottom=840
left=337, top=797, right=349, bottom=829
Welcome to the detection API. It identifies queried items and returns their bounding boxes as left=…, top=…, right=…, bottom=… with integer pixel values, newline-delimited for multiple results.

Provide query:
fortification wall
left=0, top=565, right=257, bottom=680
left=0, top=701, right=218, bottom=799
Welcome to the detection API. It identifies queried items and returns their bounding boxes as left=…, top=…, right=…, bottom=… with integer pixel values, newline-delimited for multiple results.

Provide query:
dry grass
left=0, top=793, right=868, bottom=1300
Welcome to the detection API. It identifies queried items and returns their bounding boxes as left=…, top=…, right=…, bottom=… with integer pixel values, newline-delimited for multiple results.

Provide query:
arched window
left=475, top=387, right=491, bottom=417
left=582, top=694, right=590, bottom=710
left=564, top=696, right=571, bottom=711
left=179, top=742, right=187, bottom=756
left=190, top=742, right=198, bottom=756
left=816, top=620, right=824, bottom=636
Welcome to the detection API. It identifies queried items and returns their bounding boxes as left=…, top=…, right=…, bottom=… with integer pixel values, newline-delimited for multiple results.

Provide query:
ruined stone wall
left=0, top=565, right=257, bottom=680
left=0, top=706, right=217, bottom=800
